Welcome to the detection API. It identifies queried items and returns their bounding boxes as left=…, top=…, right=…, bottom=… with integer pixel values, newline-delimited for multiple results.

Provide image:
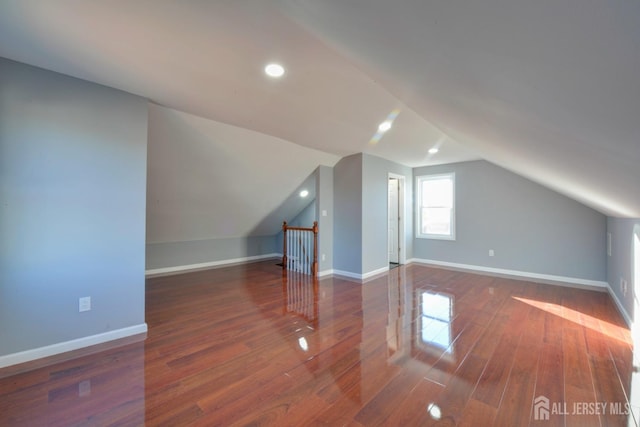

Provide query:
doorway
left=388, top=174, right=405, bottom=268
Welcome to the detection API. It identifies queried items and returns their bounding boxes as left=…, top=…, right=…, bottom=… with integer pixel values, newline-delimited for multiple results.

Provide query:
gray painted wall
left=0, top=58, right=147, bottom=356
left=332, top=153, right=413, bottom=276
left=413, top=160, right=607, bottom=281
left=146, top=236, right=277, bottom=270
left=333, top=154, right=363, bottom=274
left=607, top=217, right=640, bottom=321
left=289, top=200, right=317, bottom=228
left=146, top=104, right=337, bottom=270
left=316, top=165, right=334, bottom=273
left=362, top=153, right=413, bottom=274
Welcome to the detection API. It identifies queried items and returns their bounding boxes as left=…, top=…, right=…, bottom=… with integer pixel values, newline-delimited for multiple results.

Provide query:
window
left=416, top=173, right=455, bottom=239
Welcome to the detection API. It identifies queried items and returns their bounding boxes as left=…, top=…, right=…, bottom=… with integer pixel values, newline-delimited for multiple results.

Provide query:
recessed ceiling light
left=265, top=63, right=285, bottom=78
left=428, top=148, right=439, bottom=154
left=299, top=190, right=309, bottom=198
left=378, top=120, right=392, bottom=133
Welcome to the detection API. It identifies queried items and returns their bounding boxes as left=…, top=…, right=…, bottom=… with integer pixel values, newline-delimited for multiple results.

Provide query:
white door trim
left=388, top=173, right=406, bottom=265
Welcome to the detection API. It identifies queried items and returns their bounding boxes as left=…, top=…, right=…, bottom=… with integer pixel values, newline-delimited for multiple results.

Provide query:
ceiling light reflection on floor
left=427, top=402, right=442, bottom=420
left=298, top=337, right=309, bottom=352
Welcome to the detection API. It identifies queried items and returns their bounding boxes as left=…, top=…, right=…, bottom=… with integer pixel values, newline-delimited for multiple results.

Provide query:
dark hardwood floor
left=0, top=261, right=635, bottom=426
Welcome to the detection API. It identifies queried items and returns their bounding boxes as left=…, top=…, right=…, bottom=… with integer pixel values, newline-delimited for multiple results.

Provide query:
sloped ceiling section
left=0, top=1, right=476, bottom=168
left=280, top=0, right=640, bottom=217
left=146, top=104, right=338, bottom=243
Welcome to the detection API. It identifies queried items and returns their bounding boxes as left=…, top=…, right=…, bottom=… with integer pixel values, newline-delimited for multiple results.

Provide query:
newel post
left=312, top=221, right=318, bottom=277
left=282, top=221, right=288, bottom=271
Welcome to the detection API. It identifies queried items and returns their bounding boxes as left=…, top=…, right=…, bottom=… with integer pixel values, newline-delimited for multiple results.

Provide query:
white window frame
left=416, top=173, right=456, bottom=240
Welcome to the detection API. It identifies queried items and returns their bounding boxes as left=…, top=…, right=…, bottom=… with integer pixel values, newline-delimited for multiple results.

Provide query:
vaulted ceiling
left=1, top=0, right=638, bottom=217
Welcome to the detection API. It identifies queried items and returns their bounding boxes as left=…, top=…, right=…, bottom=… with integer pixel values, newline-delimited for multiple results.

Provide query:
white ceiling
left=0, top=0, right=638, bottom=217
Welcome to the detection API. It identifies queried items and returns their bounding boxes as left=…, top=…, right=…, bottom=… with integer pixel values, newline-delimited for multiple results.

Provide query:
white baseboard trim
left=363, top=266, right=391, bottom=281
left=0, top=323, right=148, bottom=369
left=606, top=286, right=632, bottom=327
left=318, top=269, right=335, bottom=278
left=146, top=253, right=281, bottom=277
left=407, top=258, right=609, bottom=290
left=332, top=269, right=362, bottom=280
left=332, top=266, right=390, bottom=282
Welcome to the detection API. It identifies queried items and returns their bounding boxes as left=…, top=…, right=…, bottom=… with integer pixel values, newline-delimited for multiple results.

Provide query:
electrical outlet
left=321, top=254, right=326, bottom=261
left=79, top=297, right=91, bottom=312
left=621, top=278, right=628, bottom=296
left=489, top=249, right=495, bottom=257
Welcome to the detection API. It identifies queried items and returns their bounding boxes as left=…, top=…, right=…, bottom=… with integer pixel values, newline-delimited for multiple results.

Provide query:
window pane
left=421, top=178, right=452, bottom=208
left=422, top=207, right=451, bottom=235
left=417, top=173, right=455, bottom=239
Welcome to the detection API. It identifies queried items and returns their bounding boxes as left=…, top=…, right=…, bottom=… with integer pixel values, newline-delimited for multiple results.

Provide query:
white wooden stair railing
left=282, top=221, right=318, bottom=277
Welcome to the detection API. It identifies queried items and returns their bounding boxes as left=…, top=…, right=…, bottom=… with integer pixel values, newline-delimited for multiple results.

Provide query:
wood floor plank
left=590, top=354, right=629, bottom=427
left=458, top=398, right=497, bottom=427
left=531, top=343, right=564, bottom=427
left=492, top=325, right=541, bottom=427
left=471, top=328, right=520, bottom=408
left=425, top=353, right=488, bottom=426
left=563, top=324, right=601, bottom=427
left=380, top=373, right=445, bottom=425
left=352, top=360, right=430, bottom=426
left=0, top=262, right=634, bottom=426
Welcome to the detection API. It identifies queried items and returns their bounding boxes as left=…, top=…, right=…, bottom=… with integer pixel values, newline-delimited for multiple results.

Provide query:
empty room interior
left=1, top=1, right=639, bottom=426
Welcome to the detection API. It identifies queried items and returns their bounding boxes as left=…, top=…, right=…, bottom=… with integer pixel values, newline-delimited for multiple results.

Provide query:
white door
left=388, top=178, right=399, bottom=263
